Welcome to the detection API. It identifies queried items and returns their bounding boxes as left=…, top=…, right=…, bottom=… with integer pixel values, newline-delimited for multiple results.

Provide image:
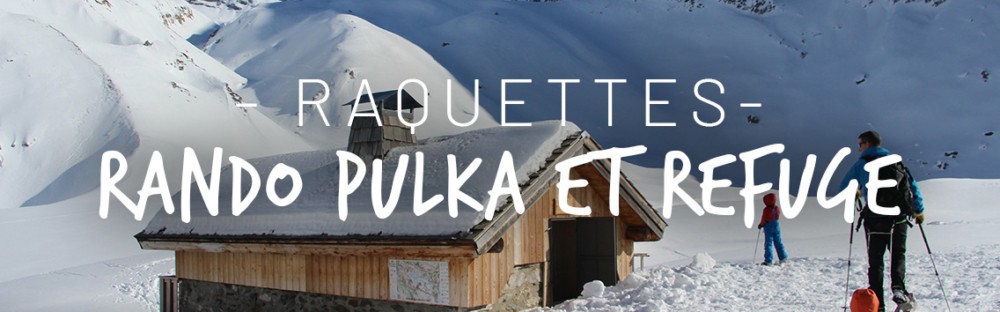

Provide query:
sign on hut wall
left=388, top=259, right=449, bottom=305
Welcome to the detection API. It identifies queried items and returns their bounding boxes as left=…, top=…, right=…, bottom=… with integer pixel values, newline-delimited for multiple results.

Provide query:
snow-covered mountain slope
left=0, top=13, right=136, bottom=211
left=203, top=1, right=499, bottom=148
left=0, top=0, right=315, bottom=282
left=185, top=0, right=280, bottom=25
left=257, top=0, right=1000, bottom=186
left=0, top=0, right=313, bottom=210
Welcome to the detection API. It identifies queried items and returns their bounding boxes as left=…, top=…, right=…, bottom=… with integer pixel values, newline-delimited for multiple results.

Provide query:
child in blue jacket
left=758, top=193, right=788, bottom=265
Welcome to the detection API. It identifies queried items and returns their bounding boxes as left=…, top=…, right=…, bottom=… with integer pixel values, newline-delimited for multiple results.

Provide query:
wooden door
left=548, top=217, right=617, bottom=305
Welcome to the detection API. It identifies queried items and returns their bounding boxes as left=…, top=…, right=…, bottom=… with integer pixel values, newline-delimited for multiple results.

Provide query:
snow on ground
left=626, top=165, right=1000, bottom=267
left=539, top=248, right=1000, bottom=311
left=537, top=165, right=1000, bottom=311
left=0, top=252, right=173, bottom=312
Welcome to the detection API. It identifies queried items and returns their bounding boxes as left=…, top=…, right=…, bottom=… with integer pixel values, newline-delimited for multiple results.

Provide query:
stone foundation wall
left=486, top=263, right=543, bottom=311
left=178, top=279, right=469, bottom=312
left=177, top=263, right=545, bottom=311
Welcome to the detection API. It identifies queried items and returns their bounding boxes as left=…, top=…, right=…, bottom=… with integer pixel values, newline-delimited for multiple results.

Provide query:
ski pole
left=918, top=223, right=952, bottom=312
left=753, top=228, right=762, bottom=265
left=749, top=228, right=764, bottom=312
left=842, top=218, right=856, bottom=311
left=843, top=190, right=864, bottom=311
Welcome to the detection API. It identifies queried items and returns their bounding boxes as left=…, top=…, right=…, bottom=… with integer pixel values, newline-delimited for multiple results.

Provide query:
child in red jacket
left=758, top=193, right=788, bottom=265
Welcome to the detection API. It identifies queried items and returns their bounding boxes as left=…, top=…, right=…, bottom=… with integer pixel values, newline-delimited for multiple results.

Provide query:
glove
left=913, top=213, right=925, bottom=225
left=757, top=225, right=763, bottom=230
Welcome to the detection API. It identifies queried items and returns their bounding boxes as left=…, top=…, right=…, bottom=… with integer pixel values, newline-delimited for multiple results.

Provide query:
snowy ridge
left=205, top=1, right=499, bottom=148
left=185, top=0, right=281, bottom=25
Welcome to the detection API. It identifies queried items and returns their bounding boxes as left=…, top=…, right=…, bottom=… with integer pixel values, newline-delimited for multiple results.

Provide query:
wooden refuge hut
left=136, top=97, right=667, bottom=311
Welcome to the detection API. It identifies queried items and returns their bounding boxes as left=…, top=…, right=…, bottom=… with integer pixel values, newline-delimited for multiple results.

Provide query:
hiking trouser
left=864, top=217, right=908, bottom=312
left=763, top=222, right=787, bottom=263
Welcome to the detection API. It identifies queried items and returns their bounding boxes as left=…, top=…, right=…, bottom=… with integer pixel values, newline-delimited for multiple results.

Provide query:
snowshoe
left=892, top=293, right=917, bottom=312
left=891, top=289, right=908, bottom=304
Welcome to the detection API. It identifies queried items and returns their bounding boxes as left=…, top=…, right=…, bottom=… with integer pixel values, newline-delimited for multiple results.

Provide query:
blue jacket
left=839, top=146, right=925, bottom=214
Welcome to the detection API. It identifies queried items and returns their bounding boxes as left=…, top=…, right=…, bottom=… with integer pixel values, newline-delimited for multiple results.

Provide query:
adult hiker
left=840, top=130, right=925, bottom=312
left=757, top=193, right=788, bottom=266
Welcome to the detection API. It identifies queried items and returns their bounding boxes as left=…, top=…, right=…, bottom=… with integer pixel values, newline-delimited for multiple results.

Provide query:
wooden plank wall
left=516, top=187, right=553, bottom=265
left=466, top=229, right=516, bottom=307
left=306, top=255, right=389, bottom=300
left=176, top=251, right=471, bottom=307
left=176, top=251, right=307, bottom=292
left=461, top=165, right=634, bottom=307
left=617, top=219, right=634, bottom=279
left=173, top=164, right=640, bottom=308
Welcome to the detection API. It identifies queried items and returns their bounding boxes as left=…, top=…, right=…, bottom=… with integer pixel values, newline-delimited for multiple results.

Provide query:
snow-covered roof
left=139, top=121, right=583, bottom=239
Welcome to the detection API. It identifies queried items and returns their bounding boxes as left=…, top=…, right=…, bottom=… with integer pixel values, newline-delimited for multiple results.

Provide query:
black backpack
left=860, top=154, right=917, bottom=219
